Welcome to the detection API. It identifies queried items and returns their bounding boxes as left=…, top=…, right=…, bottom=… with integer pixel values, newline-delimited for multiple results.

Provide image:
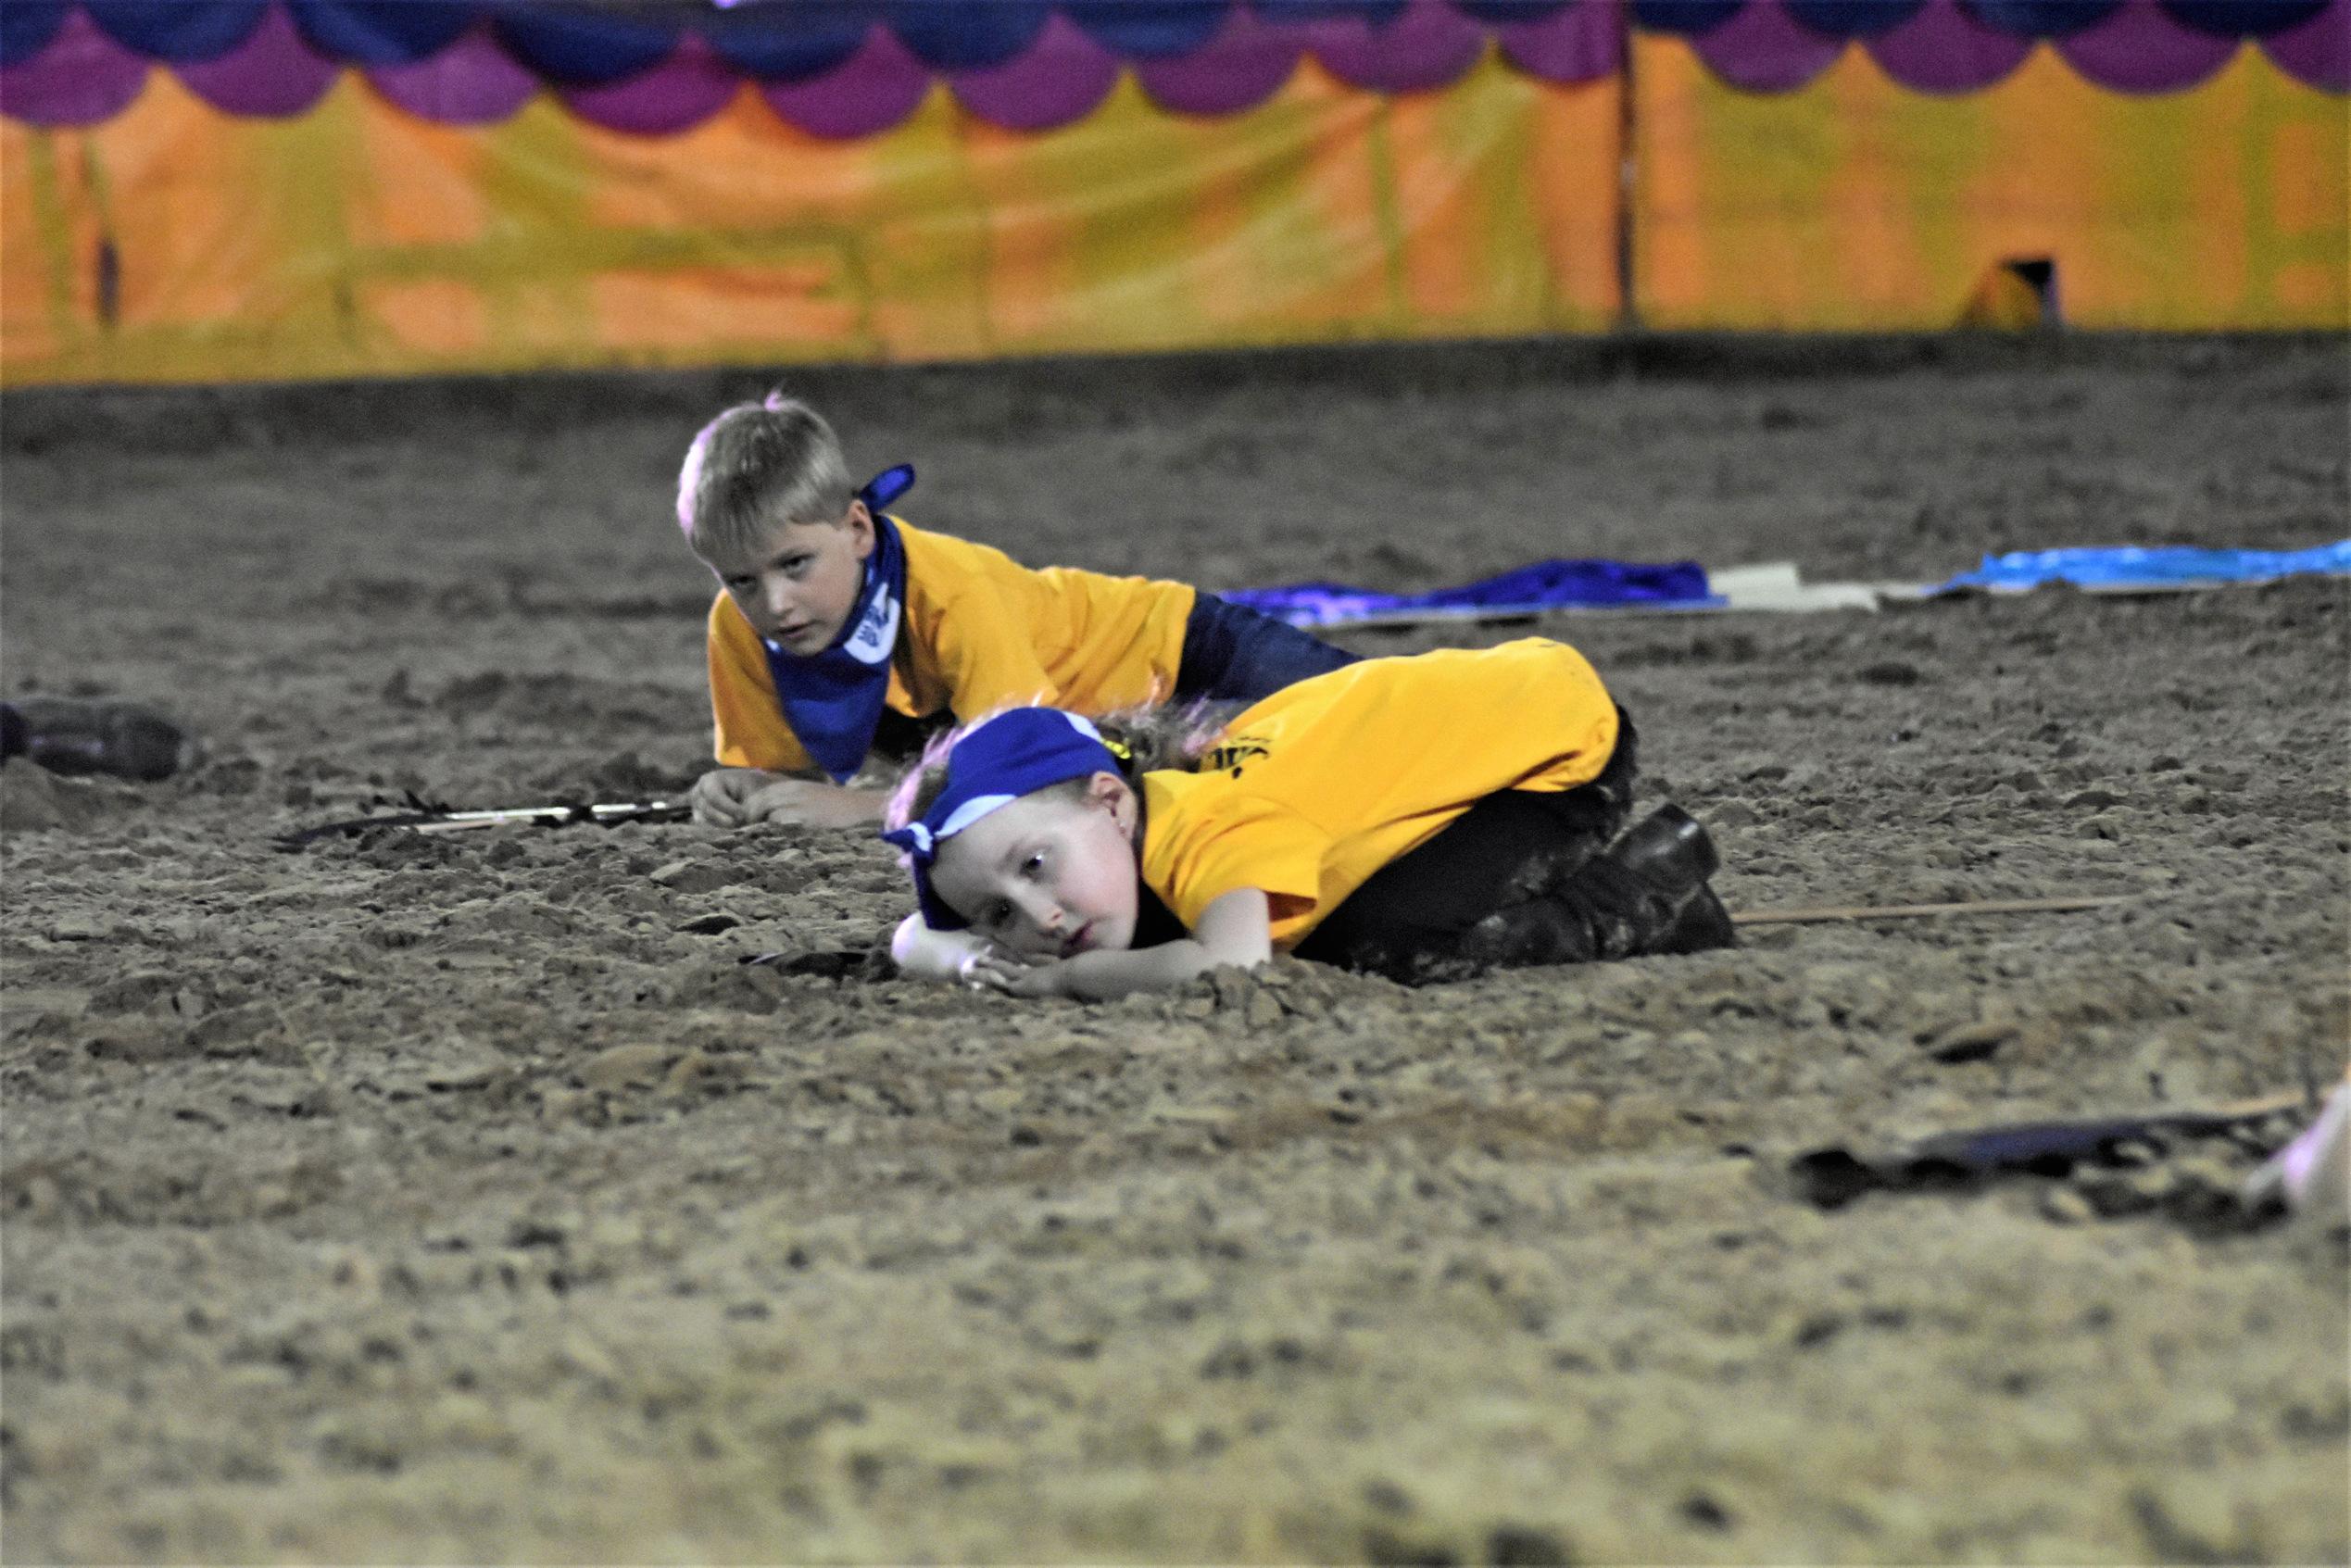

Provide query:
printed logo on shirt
left=1203, top=737, right=1270, bottom=777
left=845, top=582, right=900, bottom=667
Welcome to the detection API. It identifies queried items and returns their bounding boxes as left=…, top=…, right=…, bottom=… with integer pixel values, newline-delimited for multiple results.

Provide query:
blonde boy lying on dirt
left=884, top=639, right=1736, bottom=997
left=675, top=394, right=1355, bottom=829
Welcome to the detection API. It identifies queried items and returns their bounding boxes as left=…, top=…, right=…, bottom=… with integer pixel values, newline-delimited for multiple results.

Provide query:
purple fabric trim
left=6, top=0, right=2342, bottom=134
left=0, top=4, right=73, bottom=70
left=1496, top=0, right=1624, bottom=82
left=761, top=23, right=930, bottom=140
left=86, top=0, right=269, bottom=65
left=1866, top=0, right=2033, bottom=91
left=1134, top=6, right=1302, bottom=114
left=951, top=12, right=1120, bottom=132
left=1063, top=0, right=1235, bottom=60
left=1785, top=0, right=1930, bottom=38
left=2263, top=0, right=2349, bottom=89
left=1301, top=0, right=1487, bottom=93
left=364, top=23, right=537, bottom=125
left=2056, top=0, right=2235, bottom=92
left=0, top=6, right=146, bottom=126
left=559, top=31, right=738, bottom=135
left=176, top=2, right=335, bottom=117
left=1691, top=0, right=1845, bottom=89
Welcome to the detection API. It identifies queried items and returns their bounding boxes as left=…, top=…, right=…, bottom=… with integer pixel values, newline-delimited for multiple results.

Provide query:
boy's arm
left=695, top=771, right=886, bottom=828
left=1004, top=888, right=1274, bottom=1000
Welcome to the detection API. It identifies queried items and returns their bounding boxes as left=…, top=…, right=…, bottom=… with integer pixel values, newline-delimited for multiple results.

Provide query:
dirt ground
left=3, top=334, right=2346, bottom=1564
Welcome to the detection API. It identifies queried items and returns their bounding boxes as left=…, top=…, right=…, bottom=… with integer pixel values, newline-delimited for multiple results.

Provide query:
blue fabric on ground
left=1225, top=558, right=1716, bottom=628
left=1935, top=540, right=2351, bottom=596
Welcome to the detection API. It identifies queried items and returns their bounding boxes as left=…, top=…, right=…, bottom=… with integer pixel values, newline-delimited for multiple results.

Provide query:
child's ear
left=845, top=499, right=876, bottom=559
left=1086, top=771, right=1137, bottom=829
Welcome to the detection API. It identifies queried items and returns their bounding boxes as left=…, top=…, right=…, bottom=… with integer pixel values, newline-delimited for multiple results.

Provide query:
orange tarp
left=0, top=42, right=2341, bottom=386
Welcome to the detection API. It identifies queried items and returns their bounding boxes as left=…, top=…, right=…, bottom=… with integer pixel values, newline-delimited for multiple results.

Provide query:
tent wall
left=1637, top=41, right=2346, bottom=332
left=1, top=41, right=2340, bottom=386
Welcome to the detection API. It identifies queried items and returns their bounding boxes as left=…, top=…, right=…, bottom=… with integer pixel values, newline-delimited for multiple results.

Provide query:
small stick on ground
left=1733, top=894, right=2136, bottom=927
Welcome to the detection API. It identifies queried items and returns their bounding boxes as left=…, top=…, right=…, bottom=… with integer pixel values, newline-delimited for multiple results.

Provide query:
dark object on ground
left=1, top=696, right=197, bottom=783
left=1791, top=1092, right=2309, bottom=1210
left=1611, top=802, right=1720, bottom=897
left=276, top=793, right=689, bottom=849
left=741, top=945, right=894, bottom=981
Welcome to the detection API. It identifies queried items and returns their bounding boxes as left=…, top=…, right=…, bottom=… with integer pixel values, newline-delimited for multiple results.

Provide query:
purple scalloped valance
left=2, top=0, right=2341, bottom=138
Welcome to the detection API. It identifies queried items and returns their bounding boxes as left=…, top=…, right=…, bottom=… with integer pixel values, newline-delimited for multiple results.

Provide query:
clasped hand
left=689, top=768, right=883, bottom=829
left=956, top=946, right=1074, bottom=997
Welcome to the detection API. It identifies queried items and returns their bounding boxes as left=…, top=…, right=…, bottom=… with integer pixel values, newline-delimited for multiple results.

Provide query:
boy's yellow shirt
left=1139, top=640, right=1620, bottom=952
left=708, top=520, right=1196, bottom=773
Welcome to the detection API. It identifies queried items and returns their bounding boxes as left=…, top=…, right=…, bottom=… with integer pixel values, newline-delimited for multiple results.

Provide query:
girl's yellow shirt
left=707, top=520, right=1196, bottom=773
left=1139, top=640, right=1620, bottom=951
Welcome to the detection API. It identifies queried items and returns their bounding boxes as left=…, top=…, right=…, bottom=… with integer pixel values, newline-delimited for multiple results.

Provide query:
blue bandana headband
left=880, top=708, right=1121, bottom=931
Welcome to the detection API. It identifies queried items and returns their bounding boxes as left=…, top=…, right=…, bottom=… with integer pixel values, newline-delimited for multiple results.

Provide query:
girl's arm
left=889, top=913, right=1000, bottom=983
left=1004, top=888, right=1274, bottom=1000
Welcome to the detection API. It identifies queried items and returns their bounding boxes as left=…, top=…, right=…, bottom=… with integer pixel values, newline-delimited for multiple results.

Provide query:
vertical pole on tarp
left=1613, top=0, right=1640, bottom=331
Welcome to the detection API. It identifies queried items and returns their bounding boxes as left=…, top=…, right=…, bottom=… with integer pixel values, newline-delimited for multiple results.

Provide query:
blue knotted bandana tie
left=880, top=708, right=1121, bottom=931
left=763, top=465, right=915, bottom=784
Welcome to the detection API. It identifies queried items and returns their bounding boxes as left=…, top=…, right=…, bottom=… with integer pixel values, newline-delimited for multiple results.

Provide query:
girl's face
left=926, top=772, right=1141, bottom=959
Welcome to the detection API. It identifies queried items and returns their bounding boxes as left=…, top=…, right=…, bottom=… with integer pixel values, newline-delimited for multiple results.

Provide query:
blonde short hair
left=675, top=392, right=855, bottom=562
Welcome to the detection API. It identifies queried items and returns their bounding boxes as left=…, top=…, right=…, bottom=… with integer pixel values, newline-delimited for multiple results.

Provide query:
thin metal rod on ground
left=1733, top=894, right=2136, bottom=926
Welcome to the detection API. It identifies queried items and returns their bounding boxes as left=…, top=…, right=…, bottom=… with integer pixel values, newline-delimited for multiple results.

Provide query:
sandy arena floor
left=3, top=335, right=2346, bottom=1563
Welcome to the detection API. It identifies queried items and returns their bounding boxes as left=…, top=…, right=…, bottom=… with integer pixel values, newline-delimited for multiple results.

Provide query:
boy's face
left=703, top=501, right=875, bottom=657
left=928, top=773, right=1142, bottom=960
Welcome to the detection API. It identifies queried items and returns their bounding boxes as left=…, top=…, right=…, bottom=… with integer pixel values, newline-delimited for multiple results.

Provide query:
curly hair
left=883, top=697, right=1243, bottom=834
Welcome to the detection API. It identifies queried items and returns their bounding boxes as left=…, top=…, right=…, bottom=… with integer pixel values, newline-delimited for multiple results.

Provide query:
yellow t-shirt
left=1138, top=639, right=1620, bottom=952
left=709, top=520, right=1197, bottom=772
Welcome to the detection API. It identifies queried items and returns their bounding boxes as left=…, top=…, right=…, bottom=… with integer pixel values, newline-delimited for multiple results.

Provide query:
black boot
left=1651, top=883, right=1739, bottom=955
left=2, top=697, right=198, bottom=782
left=1462, top=808, right=1738, bottom=968
left=1607, top=804, right=1719, bottom=901
left=1607, top=805, right=1736, bottom=955
left=1459, top=854, right=1678, bottom=969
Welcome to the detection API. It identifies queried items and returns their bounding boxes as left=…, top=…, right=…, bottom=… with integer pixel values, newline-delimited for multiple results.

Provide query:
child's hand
left=961, top=953, right=1093, bottom=997
left=960, top=948, right=1048, bottom=993
left=691, top=769, right=884, bottom=829
left=740, top=777, right=886, bottom=829
left=999, top=963, right=1079, bottom=997
left=689, top=767, right=790, bottom=827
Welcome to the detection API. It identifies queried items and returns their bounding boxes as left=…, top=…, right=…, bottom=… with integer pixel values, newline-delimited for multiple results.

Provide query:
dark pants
left=1173, top=593, right=1359, bottom=704
left=1294, top=711, right=1699, bottom=984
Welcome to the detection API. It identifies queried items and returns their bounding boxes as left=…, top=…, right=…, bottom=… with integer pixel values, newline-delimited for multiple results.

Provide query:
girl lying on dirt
left=883, top=639, right=1735, bottom=998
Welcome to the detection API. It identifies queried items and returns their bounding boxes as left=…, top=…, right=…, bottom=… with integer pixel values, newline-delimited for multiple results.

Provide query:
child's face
left=927, top=773, right=1141, bottom=960
left=702, top=502, right=875, bottom=657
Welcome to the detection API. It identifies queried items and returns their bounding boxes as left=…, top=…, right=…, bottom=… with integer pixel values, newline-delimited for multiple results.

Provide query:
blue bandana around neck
left=763, top=464, right=915, bottom=784
left=880, top=708, right=1121, bottom=931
